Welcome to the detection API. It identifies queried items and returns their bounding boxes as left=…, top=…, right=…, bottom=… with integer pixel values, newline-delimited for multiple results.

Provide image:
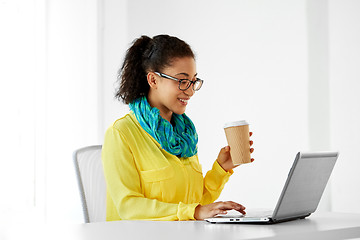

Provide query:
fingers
left=219, top=146, right=230, bottom=155
left=195, top=201, right=247, bottom=220
left=212, top=208, right=227, bottom=216
left=214, top=201, right=246, bottom=215
left=218, top=146, right=231, bottom=162
left=249, top=132, right=253, bottom=146
left=249, top=132, right=255, bottom=162
left=250, top=147, right=255, bottom=162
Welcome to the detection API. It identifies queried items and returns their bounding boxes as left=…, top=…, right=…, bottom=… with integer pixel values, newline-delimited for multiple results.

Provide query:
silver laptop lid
left=272, top=152, right=338, bottom=221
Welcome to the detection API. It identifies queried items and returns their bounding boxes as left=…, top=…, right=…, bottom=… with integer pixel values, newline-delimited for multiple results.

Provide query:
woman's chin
left=173, top=107, right=186, bottom=115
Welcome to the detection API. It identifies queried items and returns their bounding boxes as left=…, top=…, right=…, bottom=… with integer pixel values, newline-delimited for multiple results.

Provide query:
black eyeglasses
left=154, top=72, right=204, bottom=91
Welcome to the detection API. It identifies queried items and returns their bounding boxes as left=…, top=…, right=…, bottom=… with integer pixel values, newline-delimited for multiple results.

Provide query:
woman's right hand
left=194, top=201, right=246, bottom=220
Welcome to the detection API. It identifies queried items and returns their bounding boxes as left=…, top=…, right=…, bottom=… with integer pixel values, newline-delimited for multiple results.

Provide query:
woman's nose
left=184, top=85, right=195, bottom=96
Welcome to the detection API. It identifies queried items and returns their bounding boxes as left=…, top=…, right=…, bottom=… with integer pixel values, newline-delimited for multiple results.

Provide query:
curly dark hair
left=115, top=35, right=195, bottom=104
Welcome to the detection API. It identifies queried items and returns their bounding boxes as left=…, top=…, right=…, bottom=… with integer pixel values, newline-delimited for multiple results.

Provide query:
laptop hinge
left=272, top=213, right=311, bottom=223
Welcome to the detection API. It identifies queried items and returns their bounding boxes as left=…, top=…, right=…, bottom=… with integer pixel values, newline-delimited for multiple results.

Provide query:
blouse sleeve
left=200, top=160, right=233, bottom=205
left=102, top=126, right=199, bottom=221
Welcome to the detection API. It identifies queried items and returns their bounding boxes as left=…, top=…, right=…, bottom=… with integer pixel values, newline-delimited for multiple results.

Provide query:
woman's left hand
left=217, top=132, right=254, bottom=172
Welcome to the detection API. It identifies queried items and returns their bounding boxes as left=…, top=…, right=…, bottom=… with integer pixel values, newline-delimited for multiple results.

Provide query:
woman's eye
left=181, top=80, right=189, bottom=85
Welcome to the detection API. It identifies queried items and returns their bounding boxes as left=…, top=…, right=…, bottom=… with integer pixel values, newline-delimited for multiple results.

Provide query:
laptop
left=205, top=151, right=339, bottom=224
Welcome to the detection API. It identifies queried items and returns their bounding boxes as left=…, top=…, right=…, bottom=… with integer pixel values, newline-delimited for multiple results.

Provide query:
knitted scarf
left=129, top=96, right=198, bottom=158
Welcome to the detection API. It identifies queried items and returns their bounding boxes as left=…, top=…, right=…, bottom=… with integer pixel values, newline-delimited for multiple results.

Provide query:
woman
left=102, top=34, right=254, bottom=221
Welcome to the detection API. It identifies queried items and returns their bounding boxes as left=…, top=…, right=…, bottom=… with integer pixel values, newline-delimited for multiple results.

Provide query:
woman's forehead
left=165, top=57, right=196, bottom=75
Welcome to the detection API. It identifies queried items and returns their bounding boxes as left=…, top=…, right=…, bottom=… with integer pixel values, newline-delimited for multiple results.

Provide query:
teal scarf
left=129, top=96, right=198, bottom=158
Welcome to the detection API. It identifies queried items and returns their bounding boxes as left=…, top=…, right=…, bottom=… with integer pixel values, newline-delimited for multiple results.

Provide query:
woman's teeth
left=179, top=99, right=188, bottom=103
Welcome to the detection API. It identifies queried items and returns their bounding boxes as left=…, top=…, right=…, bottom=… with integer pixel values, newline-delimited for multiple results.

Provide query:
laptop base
left=205, top=213, right=311, bottom=224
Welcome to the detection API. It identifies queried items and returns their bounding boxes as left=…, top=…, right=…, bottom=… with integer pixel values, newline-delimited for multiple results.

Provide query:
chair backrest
left=73, top=145, right=106, bottom=223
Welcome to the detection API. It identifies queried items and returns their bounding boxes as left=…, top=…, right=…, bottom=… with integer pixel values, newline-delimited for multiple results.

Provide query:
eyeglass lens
left=179, top=79, right=202, bottom=91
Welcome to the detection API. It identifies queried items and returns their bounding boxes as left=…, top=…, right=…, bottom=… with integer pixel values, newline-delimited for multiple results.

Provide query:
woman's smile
left=178, top=97, right=189, bottom=106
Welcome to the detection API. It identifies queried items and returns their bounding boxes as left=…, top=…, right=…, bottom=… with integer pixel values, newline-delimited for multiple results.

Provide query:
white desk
left=4, top=212, right=360, bottom=240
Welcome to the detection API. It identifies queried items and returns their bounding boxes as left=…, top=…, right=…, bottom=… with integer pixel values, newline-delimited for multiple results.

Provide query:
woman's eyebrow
left=175, top=73, right=198, bottom=78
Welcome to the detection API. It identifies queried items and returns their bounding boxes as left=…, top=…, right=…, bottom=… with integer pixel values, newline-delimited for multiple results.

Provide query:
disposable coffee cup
left=224, top=120, right=251, bottom=165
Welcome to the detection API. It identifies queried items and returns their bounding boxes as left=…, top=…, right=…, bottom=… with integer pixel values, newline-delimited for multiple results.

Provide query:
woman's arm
left=200, top=158, right=233, bottom=206
left=195, top=148, right=248, bottom=219
left=201, top=134, right=254, bottom=205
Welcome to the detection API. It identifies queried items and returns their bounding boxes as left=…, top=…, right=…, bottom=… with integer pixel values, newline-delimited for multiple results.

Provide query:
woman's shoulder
left=112, top=113, right=132, bottom=128
left=108, top=112, right=140, bottom=135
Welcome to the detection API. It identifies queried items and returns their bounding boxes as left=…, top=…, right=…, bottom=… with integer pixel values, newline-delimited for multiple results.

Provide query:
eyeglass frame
left=154, top=72, right=204, bottom=91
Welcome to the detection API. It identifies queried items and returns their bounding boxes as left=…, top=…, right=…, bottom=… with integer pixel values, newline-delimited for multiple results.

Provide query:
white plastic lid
left=223, top=120, right=249, bottom=129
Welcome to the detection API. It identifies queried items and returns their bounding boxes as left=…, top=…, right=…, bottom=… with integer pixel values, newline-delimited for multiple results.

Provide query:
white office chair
left=73, top=145, right=106, bottom=223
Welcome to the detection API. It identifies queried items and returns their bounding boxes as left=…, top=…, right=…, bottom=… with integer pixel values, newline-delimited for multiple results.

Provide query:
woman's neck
left=146, top=94, right=173, bottom=122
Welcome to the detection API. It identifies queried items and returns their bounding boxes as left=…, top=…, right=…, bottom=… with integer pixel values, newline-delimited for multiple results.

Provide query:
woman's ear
left=147, top=72, right=158, bottom=89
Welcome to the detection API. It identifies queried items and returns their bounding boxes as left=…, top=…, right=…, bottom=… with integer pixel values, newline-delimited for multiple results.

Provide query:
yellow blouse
left=102, top=113, right=233, bottom=221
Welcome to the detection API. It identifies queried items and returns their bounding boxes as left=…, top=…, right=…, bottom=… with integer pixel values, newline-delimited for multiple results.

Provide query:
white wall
left=100, top=0, right=129, bottom=132
left=45, top=0, right=101, bottom=222
left=100, top=0, right=360, bottom=215
left=1, top=0, right=104, bottom=224
left=329, top=0, right=360, bottom=213
left=0, top=0, right=39, bottom=223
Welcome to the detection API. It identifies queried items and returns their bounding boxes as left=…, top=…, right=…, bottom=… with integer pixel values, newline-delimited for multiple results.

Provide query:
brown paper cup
left=224, top=120, right=251, bottom=165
